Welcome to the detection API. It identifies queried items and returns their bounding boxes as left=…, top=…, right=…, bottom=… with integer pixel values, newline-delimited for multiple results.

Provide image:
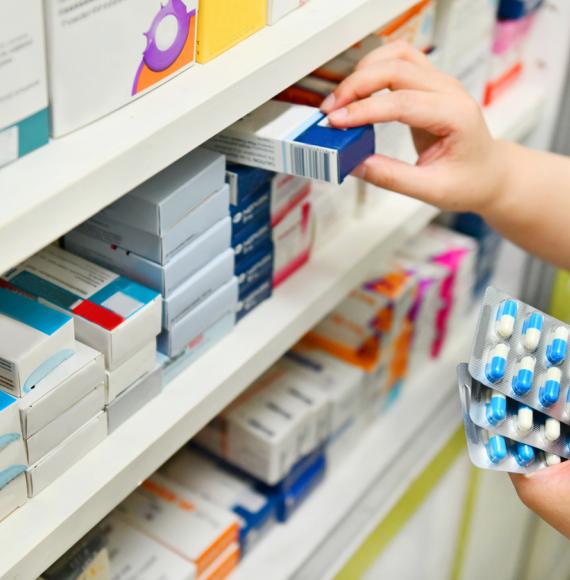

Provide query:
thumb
left=510, top=460, right=570, bottom=538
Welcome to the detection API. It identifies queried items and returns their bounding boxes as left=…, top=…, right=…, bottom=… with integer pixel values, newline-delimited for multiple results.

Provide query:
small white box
left=107, top=361, right=163, bottom=433
left=25, top=385, right=104, bottom=465
left=0, top=287, right=75, bottom=397
left=4, top=245, right=162, bottom=371
left=0, top=391, right=26, bottom=473
left=19, top=342, right=105, bottom=438
left=270, top=173, right=311, bottom=226
left=44, top=0, right=199, bottom=136
left=102, top=148, right=226, bottom=236
left=267, top=0, right=307, bottom=24
left=100, top=515, right=197, bottom=580
left=164, top=249, right=235, bottom=328
left=106, top=340, right=157, bottom=403
left=26, top=412, right=107, bottom=497
left=158, top=278, right=238, bottom=357
left=0, top=473, right=27, bottom=523
left=80, top=185, right=230, bottom=264
left=66, top=218, right=232, bottom=298
left=117, top=474, right=239, bottom=576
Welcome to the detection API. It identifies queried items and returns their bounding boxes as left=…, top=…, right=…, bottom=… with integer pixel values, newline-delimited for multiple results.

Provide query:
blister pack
left=469, top=287, right=570, bottom=424
left=458, top=363, right=570, bottom=460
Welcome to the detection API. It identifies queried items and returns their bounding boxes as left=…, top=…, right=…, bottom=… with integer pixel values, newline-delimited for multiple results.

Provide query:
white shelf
left=0, top=0, right=415, bottom=276
left=235, top=325, right=472, bottom=580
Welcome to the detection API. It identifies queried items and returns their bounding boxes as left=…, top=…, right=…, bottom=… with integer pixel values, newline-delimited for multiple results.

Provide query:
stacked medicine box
left=64, top=148, right=237, bottom=370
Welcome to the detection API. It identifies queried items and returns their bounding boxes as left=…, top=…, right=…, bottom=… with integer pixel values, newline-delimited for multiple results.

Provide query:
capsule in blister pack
left=458, top=364, right=570, bottom=460
left=469, top=287, right=570, bottom=424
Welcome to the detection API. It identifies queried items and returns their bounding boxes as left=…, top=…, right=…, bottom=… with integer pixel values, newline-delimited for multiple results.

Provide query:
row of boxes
left=1, top=0, right=310, bottom=168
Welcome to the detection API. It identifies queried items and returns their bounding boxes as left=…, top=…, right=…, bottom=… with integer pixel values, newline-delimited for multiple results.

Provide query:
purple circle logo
left=143, top=0, right=191, bottom=72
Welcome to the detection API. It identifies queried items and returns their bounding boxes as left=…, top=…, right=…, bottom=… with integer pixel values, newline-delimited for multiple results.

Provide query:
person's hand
left=321, top=41, right=509, bottom=214
left=510, top=462, right=570, bottom=538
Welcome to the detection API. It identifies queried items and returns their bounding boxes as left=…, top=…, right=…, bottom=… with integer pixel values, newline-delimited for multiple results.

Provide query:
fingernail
left=328, top=107, right=348, bottom=123
left=351, top=163, right=367, bottom=179
left=320, top=93, right=336, bottom=112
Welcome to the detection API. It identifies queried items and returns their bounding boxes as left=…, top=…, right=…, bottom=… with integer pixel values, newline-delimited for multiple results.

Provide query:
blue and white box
left=226, top=164, right=274, bottom=209
left=0, top=287, right=75, bottom=397
left=233, top=221, right=273, bottom=265
left=101, top=148, right=226, bottom=236
left=78, top=184, right=230, bottom=264
left=236, top=245, right=274, bottom=299
left=0, top=391, right=26, bottom=475
left=0, top=471, right=27, bottom=523
left=231, top=190, right=271, bottom=240
left=0, top=3, right=49, bottom=169
left=4, top=246, right=162, bottom=371
left=158, top=278, right=238, bottom=357
left=237, top=280, right=272, bottom=322
left=207, top=101, right=375, bottom=184
left=65, top=217, right=232, bottom=297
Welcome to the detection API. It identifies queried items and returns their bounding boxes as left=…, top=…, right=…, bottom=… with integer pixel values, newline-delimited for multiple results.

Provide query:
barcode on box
left=288, top=145, right=331, bottom=182
left=0, top=357, right=16, bottom=393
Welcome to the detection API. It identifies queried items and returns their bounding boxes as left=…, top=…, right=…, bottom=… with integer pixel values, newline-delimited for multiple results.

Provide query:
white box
left=65, top=218, right=233, bottom=297
left=267, top=0, right=307, bottom=24
left=117, top=474, right=239, bottom=575
left=0, top=287, right=75, bottom=397
left=106, top=340, right=157, bottom=403
left=164, top=249, right=235, bottom=328
left=5, top=246, right=162, bottom=371
left=26, top=412, right=107, bottom=497
left=25, top=385, right=104, bottom=465
left=0, top=2, right=49, bottom=168
left=79, top=185, right=230, bottom=264
left=20, top=342, right=105, bottom=438
left=270, top=173, right=311, bottom=227
left=0, top=391, right=26, bottom=473
left=107, top=361, right=163, bottom=433
left=206, top=101, right=375, bottom=184
left=158, top=278, right=238, bottom=357
left=102, top=148, right=226, bottom=236
left=100, top=515, right=197, bottom=580
left=0, top=473, right=27, bottom=523
left=44, top=0, right=199, bottom=136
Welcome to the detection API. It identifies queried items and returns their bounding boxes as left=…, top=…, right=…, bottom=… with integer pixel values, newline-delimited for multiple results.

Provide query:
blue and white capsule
left=516, top=404, right=534, bottom=435
left=512, top=356, right=535, bottom=396
left=522, top=312, right=543, bottom=352
left=486, top=344, right=509, bottom=383
left=485, top=390, right=507, bottom=426
left=543, top=417, right=561, bottom=442
left=539, top=367, right=562, bottom=408
left=495, top=300, right=518, bottom=339
left=546, top=326, right=569, bottom=366
left=514, top=442, right=535, bottom=467
left=486, top=433, right=507, bottom=464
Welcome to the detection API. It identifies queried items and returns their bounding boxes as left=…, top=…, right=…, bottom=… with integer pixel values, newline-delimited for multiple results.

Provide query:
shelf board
left=0, top=0, right=415, bottom=275
left=235, top=321, right=472, bottom=580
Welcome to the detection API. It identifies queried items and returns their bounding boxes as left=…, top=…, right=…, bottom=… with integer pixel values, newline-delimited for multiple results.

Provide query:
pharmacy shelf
left=0, top=0, right=416, bottom=276
left=0, top=194, right=436, bottom=580
left=236, top=322, right=473, bottom=580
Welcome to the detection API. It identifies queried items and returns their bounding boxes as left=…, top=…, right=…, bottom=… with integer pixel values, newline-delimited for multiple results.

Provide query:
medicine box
left=0, top=472, right=27, bottom=523
left=0, top=391, right=26, bottom=473
left=231, top=190, right=271, bottom=240
left=44, top=0, right=198, bottom=136
left=25, top=385, right=105, bottom=465
left=161, top=312, right=236, bottom=384
left=234, top=220, right=273, bottom=265
left=0, top=287, right=75, bottom=397
left=198, top=542, right=240, bottom=579
left=237, top=279, right=272, bottom=322
left=226, top=164, right=274, bottom=209
left=4, top=246, right=162, bottom=371
left=271, top=174, right=312, bottom=227
left=26, top=411, right=107, bottom=497
left=79, top=184, right=230, bottom=264
left=65, top=217, right=232, bottom=298
left=158, top=278, right=238, bottom=357
left=101, top=148, right=226, bottom=236
left=107, top=361, right=163, bottom=433
left=196, top=0, right=266, bottom=63
left=98, top=515, right=197, bottom=580
left=19, top=342, right=105, bottom=438
left=207, top=101, right=375, bottom=184
left=118, top=474, right=239, bottom=576
left=268, top=0, right=307, bottom=24
left=164, top=249, right=235, bottom=329
left=106, top=340, right=157, bottom=403
left=0, top=2, right=49, bottom=168
left=236, top=245, right=274, bottom=299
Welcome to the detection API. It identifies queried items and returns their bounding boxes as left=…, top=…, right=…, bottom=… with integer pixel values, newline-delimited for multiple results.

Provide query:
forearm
left=481, top=140, right=570, bottom=270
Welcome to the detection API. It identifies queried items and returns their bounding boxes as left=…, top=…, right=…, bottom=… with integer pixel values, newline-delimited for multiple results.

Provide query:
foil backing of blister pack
left=469, top=287, right=570, bottom=424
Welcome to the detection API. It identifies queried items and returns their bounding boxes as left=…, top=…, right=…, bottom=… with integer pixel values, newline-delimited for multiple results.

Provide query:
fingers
left=510, top=461, right=570, bottom=539
left=327, top=90, right=459, bottom=137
